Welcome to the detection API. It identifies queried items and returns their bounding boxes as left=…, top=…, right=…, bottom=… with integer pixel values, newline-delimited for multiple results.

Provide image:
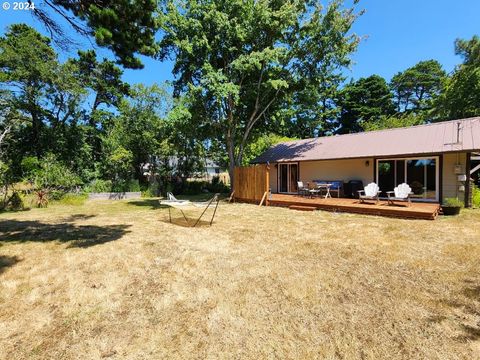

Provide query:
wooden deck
left=269, top=194, right=441, bottom=220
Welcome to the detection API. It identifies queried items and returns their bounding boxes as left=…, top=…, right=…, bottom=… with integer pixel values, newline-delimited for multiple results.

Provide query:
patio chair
left=160, top=193, right=221, bottom=227
left=358, top=182, right=381, bottom=204
left=387, top=183, right=412, bottom=207
left=297, top=181, right=309, bottom=197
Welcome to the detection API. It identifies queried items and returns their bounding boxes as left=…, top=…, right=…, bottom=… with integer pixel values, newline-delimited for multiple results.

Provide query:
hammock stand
left=160, top=193, right=220, bottom=227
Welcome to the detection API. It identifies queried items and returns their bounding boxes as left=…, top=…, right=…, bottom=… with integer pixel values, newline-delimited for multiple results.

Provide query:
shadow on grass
left=160, top=216, right=213, bottom=228
left=0, top=255, right=21, bottom=274
left=127, top=199, right=166, bottom=210
left=0, top=219, right=130, bottom=248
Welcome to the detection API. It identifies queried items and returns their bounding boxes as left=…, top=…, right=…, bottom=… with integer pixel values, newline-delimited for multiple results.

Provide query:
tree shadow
left=160, top=216, right=213, bottom=228
left=0, top=255, right=21, bottom=274
left=0, top=219, right=130, bottom=248
left=127, top=199, right=166, bottom=210
left=251, top=138, right=317, bottom=163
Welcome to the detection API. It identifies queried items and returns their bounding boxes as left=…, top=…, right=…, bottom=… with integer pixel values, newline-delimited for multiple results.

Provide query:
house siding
left=442, top=152, right=467, bottom=200
left=269, top=158, right=374, bottom=193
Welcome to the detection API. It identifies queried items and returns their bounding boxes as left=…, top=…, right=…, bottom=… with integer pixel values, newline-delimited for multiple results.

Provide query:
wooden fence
left=233, top=164, right=270, bottom=205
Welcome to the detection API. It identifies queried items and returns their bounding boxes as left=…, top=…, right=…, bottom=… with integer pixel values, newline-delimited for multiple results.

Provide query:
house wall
left=442, top=152, right=467, bottom=200
left=269, top=163, right=278, bottom=192
left=269, top=158, right=374, bottom=193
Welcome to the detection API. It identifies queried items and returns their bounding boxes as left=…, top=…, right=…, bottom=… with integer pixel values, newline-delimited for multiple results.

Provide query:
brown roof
left=252, top=117, right=480, bottom=163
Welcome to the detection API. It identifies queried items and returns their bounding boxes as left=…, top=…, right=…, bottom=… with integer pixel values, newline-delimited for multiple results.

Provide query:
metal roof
left=252, top=117, right=480, bottom=163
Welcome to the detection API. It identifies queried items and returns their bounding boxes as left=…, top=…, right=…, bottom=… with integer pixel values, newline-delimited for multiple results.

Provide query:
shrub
left=7, top=192, right=24, bottom=211
left=206, top=176, right=230, bottom=193
left=473, top=185, right=480, bottom=208
left=84, top=179, right=113, bottom=193
left=443, top=197, right=464, bottom=208
left=56, top=193, right=88, bottom=206
left=32, top=154, right=82, bottom=191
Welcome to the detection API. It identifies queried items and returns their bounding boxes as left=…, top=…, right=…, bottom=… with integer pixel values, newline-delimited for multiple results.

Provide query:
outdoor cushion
left=313, top=180, right=343, bottom=190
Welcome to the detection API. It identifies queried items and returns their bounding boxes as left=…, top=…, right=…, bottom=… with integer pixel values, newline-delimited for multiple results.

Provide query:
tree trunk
left=227, top=132, right=236, bottom=192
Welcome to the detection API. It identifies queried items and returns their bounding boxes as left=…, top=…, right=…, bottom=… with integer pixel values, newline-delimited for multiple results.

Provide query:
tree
left=336, top=75, right=395, bottom=133
left=102, top=84, right=170, bottom=184
left=0, top=24, right=60, bottom=155
left=390, top=60, right=446, bottom=113
left=158, top=0, right=361, bottom=186
left=32, top=0, right=159, bottom=68
left=362, top=113, right=425, bottom=132
left=69, top=50, right=130, bottom=162
left=436, top=36, right=480, bottom=120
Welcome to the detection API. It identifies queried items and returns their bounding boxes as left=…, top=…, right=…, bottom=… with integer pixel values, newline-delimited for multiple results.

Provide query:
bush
left=443, top=197, right=464, bottom=207
left=56, top=193, right=88, bottom=206
left=32, top=154, right=82, bottom=190
left=473, top=185, right=480, bottom=208
left=84, top=179, right=113, bottom=193
left=7, top=192, right=25, bottom=211
left=206, top=176, right=230, bottom=193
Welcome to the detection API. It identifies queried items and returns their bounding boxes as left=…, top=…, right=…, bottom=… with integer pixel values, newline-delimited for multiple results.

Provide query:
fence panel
left=233, top=164, right=269, bottom=204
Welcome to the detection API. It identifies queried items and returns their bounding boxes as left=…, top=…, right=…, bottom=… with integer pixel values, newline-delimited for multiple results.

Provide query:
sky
left=0, top=0, right=479, bottom=87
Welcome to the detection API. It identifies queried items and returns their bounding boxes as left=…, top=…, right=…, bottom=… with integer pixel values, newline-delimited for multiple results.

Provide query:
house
left=252, top=117, right=480, bottom=206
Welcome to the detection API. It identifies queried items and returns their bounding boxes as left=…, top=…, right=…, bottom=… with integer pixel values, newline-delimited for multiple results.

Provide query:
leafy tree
left=242, top=133, right=295, bottom=165
left=336, top=75, right=395, bottom=133
left=390, top=60, right=446, bottom=113
left=0, top=24, right=60, bottom=155
left=436, top=36, right=480, bottom=119
left=32, top=0, right=159, bottom=68
left=158, top=0, right=361, bottom=186
left=101, top=84, right=170, bottom=184
left=362, top=113, right=425, bottom=132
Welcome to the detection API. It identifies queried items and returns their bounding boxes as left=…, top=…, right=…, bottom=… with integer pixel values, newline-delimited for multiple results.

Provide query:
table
left=316, top=183, right=332, bottom=199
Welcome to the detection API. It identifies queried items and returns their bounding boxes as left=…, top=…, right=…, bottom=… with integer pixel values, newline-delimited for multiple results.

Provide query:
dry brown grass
left=1, top=198, right=480, bottom=359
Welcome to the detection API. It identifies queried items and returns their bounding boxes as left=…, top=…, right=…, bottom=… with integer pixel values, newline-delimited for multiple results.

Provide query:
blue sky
left=0, top=0, right=479, bottom=87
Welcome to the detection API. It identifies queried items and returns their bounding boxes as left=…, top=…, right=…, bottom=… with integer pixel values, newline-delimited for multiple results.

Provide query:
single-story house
left=252, top=117, right=480, bottom=206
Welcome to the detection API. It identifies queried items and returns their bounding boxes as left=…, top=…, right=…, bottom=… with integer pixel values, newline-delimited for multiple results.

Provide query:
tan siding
left=443, top=152, right=467, bottom=200
left=300, top=159, right=374, bottom=186
left=267, top=159, right=373, bottom=193
left=269, top=163, right=278, bottom=193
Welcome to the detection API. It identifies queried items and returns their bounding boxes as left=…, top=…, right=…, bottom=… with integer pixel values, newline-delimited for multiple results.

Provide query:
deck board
left=268, top=194, right=441, bottom=220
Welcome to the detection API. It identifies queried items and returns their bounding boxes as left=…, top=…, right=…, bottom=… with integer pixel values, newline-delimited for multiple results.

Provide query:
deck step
left=289, top=205, right=317, bottom=212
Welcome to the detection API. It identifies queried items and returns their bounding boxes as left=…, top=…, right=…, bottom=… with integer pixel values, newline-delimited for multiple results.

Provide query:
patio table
left=315, top=183, right=332, bottom=199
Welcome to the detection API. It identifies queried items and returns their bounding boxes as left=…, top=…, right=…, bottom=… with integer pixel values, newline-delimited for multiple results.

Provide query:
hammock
left=159, top=193, right=220, bottom=227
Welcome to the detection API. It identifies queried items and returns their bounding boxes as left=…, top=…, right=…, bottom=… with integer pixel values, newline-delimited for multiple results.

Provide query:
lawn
left=1, top=198, right=480, bottom=359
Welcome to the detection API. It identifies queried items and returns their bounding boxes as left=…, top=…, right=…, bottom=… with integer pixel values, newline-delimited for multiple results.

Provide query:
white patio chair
left=387, top=183, right=412, bottom=207
left=358, top=182, right=381, bottom=204
left=297, top=181, right=308, bottom=197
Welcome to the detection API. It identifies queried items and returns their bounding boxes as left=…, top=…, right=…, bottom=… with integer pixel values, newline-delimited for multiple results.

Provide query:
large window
left=377, top=157, right=438, bottom=201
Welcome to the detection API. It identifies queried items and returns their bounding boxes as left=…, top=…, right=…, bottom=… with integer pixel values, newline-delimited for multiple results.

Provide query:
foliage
left=390, top=60, right=446, bottom=113
left=158, top=0, right=362, bottom=185
left=32, top=0, right=159, bottom=68
left=34, top=190, right=49, bottom=208
left=436, top=36, right=480, bottom=120
left=31, top=154, right=81, bottom=190
left=84, top=179, right=113, bottom=193
left=472, top=185, right=480, bottom=208
left=443, top=197, right=464, bottom=208
left=336, top=75, right=395, bottom=133
left=6, top=191, right=25, bottom=211
left=362, top=113, right=425, bottom=132
left=242, top=133, right=295, bottom=165
left=55, top=193, right=88, bottom=206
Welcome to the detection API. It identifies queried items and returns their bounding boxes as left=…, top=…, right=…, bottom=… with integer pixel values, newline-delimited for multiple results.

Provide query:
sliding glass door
left=278, top=163, right=298, bottom=194
left=377, top=157, right=438, bottom=201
